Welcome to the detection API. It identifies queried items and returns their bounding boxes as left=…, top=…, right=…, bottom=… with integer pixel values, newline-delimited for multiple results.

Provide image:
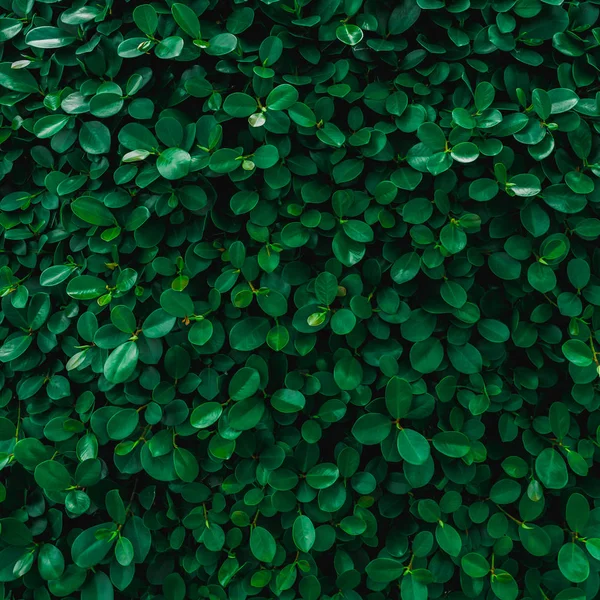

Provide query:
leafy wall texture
left=0, top=0, right=599, bottom=599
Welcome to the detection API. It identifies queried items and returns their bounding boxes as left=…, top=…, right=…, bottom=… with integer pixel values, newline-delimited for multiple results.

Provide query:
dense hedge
left=1, top=0, right=600, bottom=599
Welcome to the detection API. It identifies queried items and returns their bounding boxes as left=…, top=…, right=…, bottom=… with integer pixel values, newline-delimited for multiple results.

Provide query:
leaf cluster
left=1, top=0, right=600, bottom=599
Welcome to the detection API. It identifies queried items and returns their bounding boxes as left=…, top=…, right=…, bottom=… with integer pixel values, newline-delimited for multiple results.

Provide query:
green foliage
left=1, top=0, right=600, bottom=599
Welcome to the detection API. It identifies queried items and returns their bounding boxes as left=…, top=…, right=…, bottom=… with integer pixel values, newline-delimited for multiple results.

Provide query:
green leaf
left=34, top=115, right=71, bottom=139
left=174, top=447, right=199, bottom=482
left=469, top=178, right=499, bottom=201
left=155, top=36, right=184, bottom=59
left=250, top=527, right=276, bottom=563
left=334, top=356, right=362, bottom=391
left=229, top=317, right=269, bottom=351
left=292, top=516, right=315, bottom=552
left=271, top=389, right=306, bottom=413
left=535, top=448, right=568, bottom=489
left=188, top=320, right=213, bottom=346
left=160, top=289, right=194, bottom=318
left=333, top=159, right=364, bottom=184
left=435, top=522, right=462, bottom=557
left=157, top=148, right=191, bottom=180
left=388, top=0, right=421, bottom=35
left=340, top=515, right=367, bottom=535
left=461, top=552, right=490, bottom=578
left=0, top=62, right=38, bottom=92
left=289, top=103, right=316, bottom=128
left=133, top=5, right=158, bottom=35
left=441, top=280, right=467, bottom=308
left=0, top=335, right=32, bottom=363
left=111, top=305, right=136, bottom=334
left=478, top=319, right=510, bottom=343
left=566, top=493, right=589, bottom=533
left=81, top=572, right=114, bottom=600
left=451, top=142, right=479, bottom=163
left=254, top=145, right=279, bottom=169
left=391, top=252, right=421, bottom=284
left=259, top=36, right=283, bottom=65
left=385, top=377, right=412, bottom=419
left=107, top=409, right=139, bottom=440
left=25, top=26, right=76, bottom=48
left=223, top=93, right=257, bottom=118
left=306, top=463, right=339, bottom=489
left=519, top=524, right=551, bottom=557
left=79, top=121, right=111, bottom=155
left=336, top=24, right=364, bottom=46
left=527, top=262, right=557, bottom=293
left=532, top=88, right=551, bottom=120
left=206, top=33, right=238, bottom=56
left=365, top=558, right=404, bottom=582
left=228, top=367, right=260, bottom=401
left=143, top=309, right=176, bottom=338
left=562, top=339, right=593, bottom=367
left=549, top=402, right=570, bottom=440
left=66, top=275, right=106, bottom=300
left=104, top=342, right=139, bottom=384
left=40, top=265, right=75, bottom=287
left=0, top=19, right=23, bottom=43
left=447, top=343, right=482, bottom=374
left=118, top=123, right=157, bottom=151
left=440, top=223, right=467, bottom=254
left=417, top=122, right=446, bottom=151
left=543, top=184, right=587, bottom=214
left=190, top=402, right=223, bottom=429
left=122, top=516, right=151, bottom=563
left=491, top=570, right=518, bottom=600
left=38, top=544, right=65, bottom=581
left=228, top=397, right=265, bottom=430
left=105, top=490, right=126, bottom=524
left=548, top=88, right=579, bottom=114
left=266, top=84, right=299, bottom=110
left=315, top=271, right=338, bottom=305
left=71, top=197, right=115, bottom=226
left=432, top=431, right=470, bottom=458
left=509, top=173, right=541, bottom=197
left=71, top=524, right=116, bottom=569
left=210, top=148, right=241, bottom=173
left=410, top=338, right=444, bottom=373
left=352, top=413, right=392, bottom=445
left=172, top=3, right=201, bottom=39
left=34, top=460, right=71, bottom=491
left=585, top=539, right=600, bottom=560
left=558, top=543, right=589, bottom=583
left=397, top=428, right=430, bottom=465
left=475, top=81, right=495, bottom=111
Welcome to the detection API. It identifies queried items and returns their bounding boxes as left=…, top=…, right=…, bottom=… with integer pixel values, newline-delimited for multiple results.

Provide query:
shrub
left=0, top=1, right=599, bottom=599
